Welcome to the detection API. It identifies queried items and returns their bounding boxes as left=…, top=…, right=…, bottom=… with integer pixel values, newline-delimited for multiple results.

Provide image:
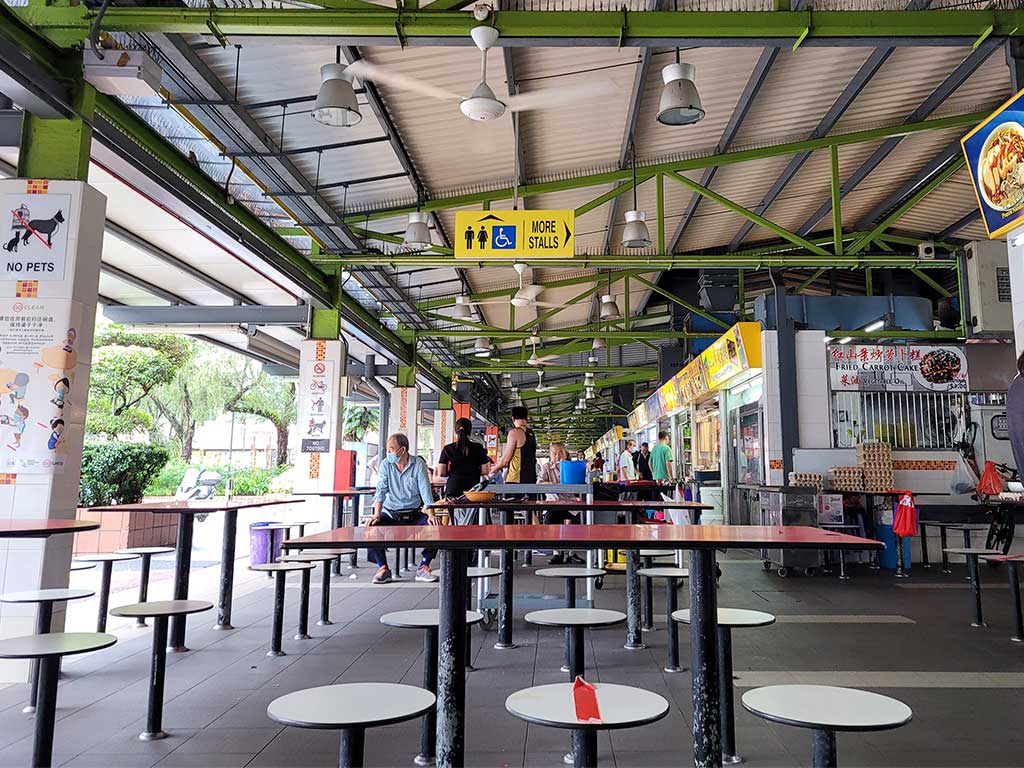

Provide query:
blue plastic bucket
left=249, top=521, right=284, bottom=565
left=559, top=460, right=587, bottom=484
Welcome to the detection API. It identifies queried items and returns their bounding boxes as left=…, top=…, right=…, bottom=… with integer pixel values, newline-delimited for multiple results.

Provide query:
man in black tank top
left=491, top=406, right=537, bottom=484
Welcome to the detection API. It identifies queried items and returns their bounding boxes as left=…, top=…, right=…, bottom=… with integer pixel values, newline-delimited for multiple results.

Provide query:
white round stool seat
left=1, top=589, right=93, bottom=603
left=942, top=547, right=1001, bottom=556
left=74, top=553, right=139, bottom=563
left=268, top=683, right=435, bottom=729
left=110, top=600, right=213, bottom=619
left=0, top=632, right=117, bottom=659
left=742, top=685, right=911, bottom=732
left=466, top=566, right=501, bottom=579
left=637, top=567, right=688, bottom=579
left=310, top=548, right=355, bottom=556
left=262, top=523, right=292, bottom=529
left=279, top=553, right=338, bottom=563
left=672, top=608, right=776, bottom=628
left=638, top=550, right=675, bottom=557
left=506, top=682, right=668, bottom=731
left=115, top=546, right=175, bottom=555
left=70, top=562, right=96, bottom=571
left=289, top=520, right=319, bottom=526
left=525, top=608, right=626, bottom=628
left=535, top=567, right=606, bottom=579
left=380, top=609, right=484, bottom=629
left=249, top=562, right=316, bottom=573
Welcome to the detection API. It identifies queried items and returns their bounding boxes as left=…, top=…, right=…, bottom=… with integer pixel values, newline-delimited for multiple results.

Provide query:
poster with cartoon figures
left=0, top=298, right=78, bottom=472
left=0, top=192, right=71, bottom=281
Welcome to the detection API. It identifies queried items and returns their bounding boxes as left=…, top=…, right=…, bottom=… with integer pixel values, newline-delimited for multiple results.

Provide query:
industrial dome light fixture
left=473, top=336, right=492, bottom=357
left=657, top=52, right=704, bottom=126
left=592, top=337, right=607, bottom=351
left=599, top=294, right=621, bottom=321
left=621, top=139, right=652, bottom=248
left=452, top=295, right=474, bottom=321
left=312, top=49, right=362, bottom=127
left=403, top=211, right=432, bottom=248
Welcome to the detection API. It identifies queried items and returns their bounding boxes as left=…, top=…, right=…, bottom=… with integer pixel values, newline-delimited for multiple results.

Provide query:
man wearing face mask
left=367, top=433, right=439, bottom=584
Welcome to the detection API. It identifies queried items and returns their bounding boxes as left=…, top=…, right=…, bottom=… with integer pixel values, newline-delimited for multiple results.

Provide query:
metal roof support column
left=830, top=145, right=843, bottom=256
left=797, top=39, right=1001, bottom=237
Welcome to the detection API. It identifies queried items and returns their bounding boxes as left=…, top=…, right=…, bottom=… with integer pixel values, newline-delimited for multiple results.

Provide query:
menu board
left=961, top=88, right=1024, bottom=239
left=674, top=359, right=709, bottom=404
left=644, top=392, right=664, bottom=421
left=657, top=377, right=681, bottom=414
left=701, top=322, right=761, bottom=390
left=828, top=344, right=969, bottom=392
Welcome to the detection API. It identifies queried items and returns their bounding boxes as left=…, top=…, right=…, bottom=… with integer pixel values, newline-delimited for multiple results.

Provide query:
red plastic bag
left=977, top=461, right=1005, bottom=496
left=892, top=491, right=918, bottom=538
left=573, top=676, right=601, bottom=723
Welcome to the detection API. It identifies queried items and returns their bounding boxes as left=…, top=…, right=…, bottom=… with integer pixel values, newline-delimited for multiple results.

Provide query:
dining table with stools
left=294, top=488, right=376, bottom=572
left=284, top=522, right=881, bottom=768
left=982, top=552, right=1024, bottom=642
left=72, top=552, right=139, bottom=632
left=919, top=521, right=993, bottom=573
left=88, top=498, right=301, bottom=647
left=943, top=545, right=1002, bottom=627
left=0, top=518, right=99, bottom=539
left=114, top=546, right=176, bottom=626
left=249, top=561, right=317, bottom=655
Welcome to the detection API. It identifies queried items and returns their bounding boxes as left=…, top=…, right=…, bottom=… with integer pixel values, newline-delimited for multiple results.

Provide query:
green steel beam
left=575, top=178, right=650, bottom=217
left=416, top=269, right=642, bottom=309
left=421, top=329, right=713, bottom=339
left=829, top=329, right=962, bottom=339
left=631, top=275, right=729, bottom=330
left=793, top=267, right=827, bottom=295
left=454, top=365, right=654, bottom=373
left=421, top=310, right=500, bottom=332
left=314, top=112, right=984, bottom=225
left=908, top=267, right=955, bottom=298
left=656, top=172, right=666, bottom=254
left=519, top=371, right=656, bottom=400
left=830, top=144, right=842, bottom=257
left=665, top=170, right=831, bottom=255
left=351, top=226, right=453, bottom=255
left=517, top=282, right=605, bottom=331
left=23, top=8, right=1024, bottom=47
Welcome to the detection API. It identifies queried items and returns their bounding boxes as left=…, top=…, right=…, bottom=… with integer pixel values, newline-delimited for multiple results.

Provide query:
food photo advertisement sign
left=962, top=87, right=1024, bottom=239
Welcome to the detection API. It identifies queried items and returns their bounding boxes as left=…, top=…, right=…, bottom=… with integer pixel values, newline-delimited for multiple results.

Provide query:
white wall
left=760, top=330, right=785, bottom=485
left=795, top=331, right=831, bottom=449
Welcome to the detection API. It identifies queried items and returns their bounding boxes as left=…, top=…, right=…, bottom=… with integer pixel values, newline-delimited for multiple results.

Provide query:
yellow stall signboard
left=700, top=322, right=762, bottom=390
left=454, top=210, right=574, bottom=259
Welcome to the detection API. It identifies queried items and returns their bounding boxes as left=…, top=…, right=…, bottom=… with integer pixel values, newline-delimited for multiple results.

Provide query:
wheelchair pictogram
left=491, top=225, right=516, bottom=249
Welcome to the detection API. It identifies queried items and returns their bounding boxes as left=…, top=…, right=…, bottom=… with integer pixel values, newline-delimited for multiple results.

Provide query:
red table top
left=0, top=519, right=100, bottom=538
left=285, top=523, right=881, bottom=551
left=982, top=553, right=1024, bottom=562
left=428, top=499, right=712, bottom=511
left=89, top=497, right=302, bottom=514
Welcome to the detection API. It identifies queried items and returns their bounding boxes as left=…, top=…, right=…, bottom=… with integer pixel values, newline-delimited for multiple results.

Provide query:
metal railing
left=831, top=390, right=964, bottom=449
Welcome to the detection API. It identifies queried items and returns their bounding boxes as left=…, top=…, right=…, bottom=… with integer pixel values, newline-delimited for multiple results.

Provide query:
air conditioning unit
left=965, top=240, right=1013, bottom=334
left=917, top=241, right=937, bottom=259
left=83, top=48, right=163, bottom=98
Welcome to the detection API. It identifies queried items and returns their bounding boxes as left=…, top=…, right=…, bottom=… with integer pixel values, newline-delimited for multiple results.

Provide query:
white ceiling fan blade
left=345, top=60, right=462, bottom=101
left=469, top=299, right=508, bottom=307
left=517, top=284, right=544, bottom=301
left=532, top=301, right=560, bottom=309
left=506, top=79, right=615, bottom=113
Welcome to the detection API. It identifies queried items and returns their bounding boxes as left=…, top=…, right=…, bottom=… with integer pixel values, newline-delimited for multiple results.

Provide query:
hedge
left=79, top=442, right=170, bottom=507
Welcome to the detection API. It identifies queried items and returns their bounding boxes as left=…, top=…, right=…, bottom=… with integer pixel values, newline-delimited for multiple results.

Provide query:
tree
left=224, top=360, right=296, bottom=466
left=342, top=403, right=379, bottom=443
left=86, top=326, right=192, bottom=439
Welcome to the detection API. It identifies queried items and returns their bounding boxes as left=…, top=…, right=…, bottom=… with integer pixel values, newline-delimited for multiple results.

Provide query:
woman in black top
left=436, top=418, right=492, bottom=512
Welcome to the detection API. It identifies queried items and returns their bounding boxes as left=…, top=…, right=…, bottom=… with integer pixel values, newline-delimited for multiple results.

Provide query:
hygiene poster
left=961, top=87, right=1024, bottom=239
left=0, top=298, right=81, bottom=473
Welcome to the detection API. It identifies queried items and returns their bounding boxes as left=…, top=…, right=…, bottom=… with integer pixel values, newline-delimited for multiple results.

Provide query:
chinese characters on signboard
left=827, top=344, right=969, bottom=392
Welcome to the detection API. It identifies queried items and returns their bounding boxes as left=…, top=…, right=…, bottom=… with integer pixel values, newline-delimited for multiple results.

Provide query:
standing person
left=367, top=433, right=440, bottom=584
left=490, top=405, right=537, bottom=484
left=539, top=442, right=581, bottom=564
left=636, top=442, right=653, bottom=481
left=576, top=450, right=586, bottom=462
left=618, top=439, right=638, bottom=481
left=649, top=431, right=674, bottom=482
left=591, top=451, right=605, bottom=477
left=435, top=417, right=492, bottom=524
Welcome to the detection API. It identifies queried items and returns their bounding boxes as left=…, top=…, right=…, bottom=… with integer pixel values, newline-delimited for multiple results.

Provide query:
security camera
left=472, top=3, right=492, bottom=21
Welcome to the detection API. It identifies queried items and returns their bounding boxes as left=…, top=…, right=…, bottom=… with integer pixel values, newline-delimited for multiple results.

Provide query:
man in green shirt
left=649, top=430, right=674, bottom=481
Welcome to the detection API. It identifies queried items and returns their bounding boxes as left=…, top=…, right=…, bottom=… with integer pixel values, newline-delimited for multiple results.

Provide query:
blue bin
left=249, top=522, right=285, bottom=566
left=559, top=460, right=587, bottom=484
left=876, top=522, right=912, bottom=570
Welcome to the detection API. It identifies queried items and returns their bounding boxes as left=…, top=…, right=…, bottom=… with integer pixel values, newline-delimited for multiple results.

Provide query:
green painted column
left=438, top=393, right=453, bottom=409
left=17, top=83, right=95, bottom=181
left=397, top=365, right=416, bottom=387
left=310, top=308, right=341, bottom=339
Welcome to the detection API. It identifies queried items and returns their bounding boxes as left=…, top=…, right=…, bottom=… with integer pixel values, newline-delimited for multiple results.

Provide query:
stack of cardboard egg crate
left=829, top=465, right=864, bottom=492
left=788, top=472, right=824, bottom=491
left=857, top=441, right=894, bottom=493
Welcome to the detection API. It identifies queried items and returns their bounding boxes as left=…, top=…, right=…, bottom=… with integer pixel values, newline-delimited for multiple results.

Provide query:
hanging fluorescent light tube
left=837, top=337, right=853, bottom=344
left=863, top=319, right=886, bottom=333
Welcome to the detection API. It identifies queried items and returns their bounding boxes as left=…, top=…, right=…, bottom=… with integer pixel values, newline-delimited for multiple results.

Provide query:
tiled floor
left=1, top=551, right=1023, bottom=767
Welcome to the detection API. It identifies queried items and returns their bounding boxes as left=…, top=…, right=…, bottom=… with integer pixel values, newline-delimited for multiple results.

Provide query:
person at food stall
left=650, top=431, right=674, bottom=482
left=539, top=442, right=583, bottom=565
left=618, top=439, right=638, bottom=481
left=576, top=450, right=586, bottom=462
left=490, top=405, right=537, bottom=484
left=367, top=433, right=439, bottom=585
left=435, top=417, right=492, bottom=524
left=1008, top=350, right=1024, bottom=474
left=591, top=451, right=606, bottom=475
left=635, top=442, right=653, bottom=481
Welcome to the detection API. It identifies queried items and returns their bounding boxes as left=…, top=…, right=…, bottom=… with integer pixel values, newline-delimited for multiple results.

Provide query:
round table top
left=506, top=682, right=669, bottom=731
left=0, top=632, right=117, bottom=659
left=304, top=548, right=355, bottom=556
left=535, top=567, right=606, bottom=579
left=70, top=562, right=96, bottom=571
left=380, top=608, right=484, bottom=629
left=942, top=547, right=1001, bottom=556
left=525, top=608, right=626, bottom=628
left=983, top=553, right=1024, bottom=563
left=268, top=683, right=435, bottom=729
left=921, top=521, right=990, bottom=529
left=74, top=553, right=139, bottom=563
left=742, top=685, right=912, bottom=732
left=249, top=562, right=317, bottom=572
left=115, top=546, right=175, bottom=555
left=279, top=553, right=338, bottom=563
left=638, top=549, right=676, bottom=557
left=1, top=588, right=94, bottom=604
left=109, top=600, right=214, bottom=619
left=637, top=567, right=689, bottom=579
left=466, top=566, right=502, bottom=579
left=289, top=520, right=320, bottom=526
left=672, top=608, right=776, bottom=628
left=0, top=519, right=99, bottom=538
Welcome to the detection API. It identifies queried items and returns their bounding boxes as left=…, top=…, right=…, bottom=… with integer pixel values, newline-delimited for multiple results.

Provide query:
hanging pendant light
left=473, top=336, right=492, bottom=357
left=312, top=49, right=362, bottom=127
left=403, top=211, right=431, bottom=248
left=657, top=51, right=704, bottom=126
left=621, top=139, right=652, bottom=248
left=599, top=294, right=621, bottom=321
left=592, top=338, right=607, bottom=351
left=452, top=295, right=474, bottom=321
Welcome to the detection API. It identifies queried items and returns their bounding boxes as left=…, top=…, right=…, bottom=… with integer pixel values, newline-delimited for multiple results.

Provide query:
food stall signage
left=961, top=87, right=1024, bottom=239
left=828, top=344, right=969, bottom=392
left=644, top=391, right=664, bottom=421
left=701, top=322, right=763, bottom=390
left=674, top=360, right=710, bottom=404
left=657, top=377, right=681, bottom=413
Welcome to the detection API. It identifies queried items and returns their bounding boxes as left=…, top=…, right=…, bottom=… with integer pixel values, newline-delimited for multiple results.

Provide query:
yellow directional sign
left=454, top=210, right=574, bottom=259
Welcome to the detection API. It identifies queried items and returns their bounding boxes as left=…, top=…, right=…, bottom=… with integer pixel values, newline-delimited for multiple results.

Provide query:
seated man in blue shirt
left=368, top=432, right=439, bottom=584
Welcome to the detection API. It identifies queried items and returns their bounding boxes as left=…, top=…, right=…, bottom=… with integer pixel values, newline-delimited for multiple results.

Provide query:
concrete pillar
left=389, top=367, right=420, bottom=454
left=0, top=85, right=107, bottom=681
left=431, top=392, right=455, bottom=462
left=1007, top=230, right=1024, bottom=355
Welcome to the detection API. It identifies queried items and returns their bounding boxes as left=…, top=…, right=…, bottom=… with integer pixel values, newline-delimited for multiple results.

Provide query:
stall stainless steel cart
left=755, top=485, right=822, bottom=577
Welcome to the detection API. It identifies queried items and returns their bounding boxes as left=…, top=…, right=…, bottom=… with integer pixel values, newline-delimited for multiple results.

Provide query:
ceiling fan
left=526, top=336, right=559, bottom=367
left=533, top=370, right=554, bottom=393
left=469, top=263, right=558, bottom=310
left=344, top=26, right=614, bottom=122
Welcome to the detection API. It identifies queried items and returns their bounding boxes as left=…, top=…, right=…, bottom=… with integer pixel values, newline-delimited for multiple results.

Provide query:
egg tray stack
left=788, top=472, right=824, bottom=492
left=829, top=466, right=864, bottom=493
left=856, top=441, right=894, bottom=493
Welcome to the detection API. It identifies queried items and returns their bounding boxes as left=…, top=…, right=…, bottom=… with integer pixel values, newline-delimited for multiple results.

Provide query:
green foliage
left=229, top=466, right=285, bottom=496
left=225, top=359, right=296, bottom=466
left=79, top=442, right=170, bottom=507
left=342, top=403, right=379, bottom=443
left=144, top=457, right=188, bottom=497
